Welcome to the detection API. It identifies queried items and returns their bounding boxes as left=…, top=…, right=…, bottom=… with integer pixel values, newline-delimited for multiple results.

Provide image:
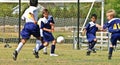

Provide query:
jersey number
left=113, top=23, right=120, bottom=29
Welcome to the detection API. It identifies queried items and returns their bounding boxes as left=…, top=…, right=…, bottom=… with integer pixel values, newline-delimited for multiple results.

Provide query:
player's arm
left=50, top=16, right=55, bottom=32
left=41, top=21, right=53, bottom=32
left=43, top=28, right=53, bottom=32
left=29, top=12, right=37, bottom=24
left=81, top=28, right=86, bottom=36
left=96, top=24, right=103, bottom=31
left=108, top=26, right=120, bottom=33
left=50, top=22, right=54, bottom=32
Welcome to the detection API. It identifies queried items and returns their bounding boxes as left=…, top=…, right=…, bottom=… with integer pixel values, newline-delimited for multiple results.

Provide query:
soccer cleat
left=50, top=54, right=58, bottom=56
left=86, top=51, right=91, bottom=56
left=108, top=54, right=112, bottom=60
left=13, top=50, right=18, bottom=61
left=92, top=49, right=96, bottom=53
left=33, top=49, right=39, bottom=58
left=43, top=52, right=48, bottom=55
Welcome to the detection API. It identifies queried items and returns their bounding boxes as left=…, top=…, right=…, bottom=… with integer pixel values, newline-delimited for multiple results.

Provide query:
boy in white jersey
left=13, top=0, right=42, bottom=61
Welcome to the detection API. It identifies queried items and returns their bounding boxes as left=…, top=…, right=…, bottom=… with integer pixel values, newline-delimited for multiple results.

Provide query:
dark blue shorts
left=43, top=32, right=54, bottom=42
left=111, top=33, right=120, bottom=46
left=21, top=22, right=40, bottom=39
left=87, top=33, right=96, bottom=43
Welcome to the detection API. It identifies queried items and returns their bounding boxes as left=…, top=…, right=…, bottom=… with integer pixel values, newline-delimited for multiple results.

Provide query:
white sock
left=16, top=42, right=23, bottom=53
left=35, top=40, right=42, bottom=52
left=43, top=47, right=47, bottom=53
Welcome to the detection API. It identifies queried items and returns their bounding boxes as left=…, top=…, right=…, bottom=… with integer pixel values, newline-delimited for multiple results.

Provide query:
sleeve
left=108, top=20, right=120, bottom=33
left=40, top=29, right=43, bottom=37
left=41, top=21, right=44, bottom=29
left=103, top=22, right=109, bottom=29
left=108, top=26, right=120, bottom=33
left=50, top=16, right=55, bottom=24
left=37, top=18, right=41, bottom=27
left=85, top=23, right=90, bottom=30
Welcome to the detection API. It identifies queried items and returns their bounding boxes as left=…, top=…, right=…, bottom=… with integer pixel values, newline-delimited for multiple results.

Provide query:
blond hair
left=106, top=9, right=116, bottom=17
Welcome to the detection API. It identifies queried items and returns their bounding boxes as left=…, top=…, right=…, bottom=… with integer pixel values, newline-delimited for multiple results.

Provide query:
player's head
left=91, top=14, right=97, bottom=22
left=42, top=9, right=49, bottom=18
left=30, top=0, right=38, bottom=7
left=106, top=9, right=116, bottom=20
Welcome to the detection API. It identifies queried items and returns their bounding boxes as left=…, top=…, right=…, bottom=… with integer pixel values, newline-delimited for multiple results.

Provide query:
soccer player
left=103, top=9, right=120, bottom=60
left=83, top=14, right=102, bottom=56
left=13, top=0, right=42, bottom=60
left=34, top=9, right=58, bottom=56
left=36, top=17, right=48, bottom=55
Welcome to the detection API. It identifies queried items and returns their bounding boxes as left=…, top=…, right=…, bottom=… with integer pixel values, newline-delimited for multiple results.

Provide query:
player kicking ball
left=82, top=14, right=102, bottom=56
left=103, top=9, right=120, bottom=60
left=12, top=0, right=42, bottom=60
left=33, top=9, right=58, bottom=56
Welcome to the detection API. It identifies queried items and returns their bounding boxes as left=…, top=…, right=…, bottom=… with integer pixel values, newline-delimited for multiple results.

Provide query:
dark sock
left=51, top=45, right=55, bottom=54
left=39, top=44, right=45, bottom=50
left=109, top=47, right=113, bottom=55
left=90, top=41, right=96, bottom=49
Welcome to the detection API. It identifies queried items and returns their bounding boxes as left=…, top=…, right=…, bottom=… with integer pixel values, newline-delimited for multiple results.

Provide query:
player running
left=103, top=9, right=120, bottom=60
left=83, top=14, right=102, bottom=56
left=33, top=9, right=58, bottom=56
left=13, top=0, right=42, bottom=60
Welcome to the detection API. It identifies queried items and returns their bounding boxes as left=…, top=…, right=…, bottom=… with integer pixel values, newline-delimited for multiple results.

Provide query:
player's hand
left=51, top=29, right=54, bottom=32
left=34, top=21, right=37, bottom=24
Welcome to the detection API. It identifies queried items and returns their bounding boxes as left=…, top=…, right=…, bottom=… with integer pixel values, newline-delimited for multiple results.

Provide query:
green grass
left=0, top=43, right=120, bottom=65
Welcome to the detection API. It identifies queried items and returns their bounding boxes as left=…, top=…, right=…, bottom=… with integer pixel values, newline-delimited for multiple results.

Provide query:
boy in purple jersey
left=83, top=14, right=102, bottom=56
left=103, top=9, right=120, bottom=60
left=34, top=9, right=58, bottom=56
left=13, top=0, right=42, bottom=60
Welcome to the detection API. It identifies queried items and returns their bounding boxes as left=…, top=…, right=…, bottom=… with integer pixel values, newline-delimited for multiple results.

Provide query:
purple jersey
left=103, top=18, right=120, bottom=46
left=85, top=22, right=98, bottom=42
left=40, top=15, right=55, bottom=42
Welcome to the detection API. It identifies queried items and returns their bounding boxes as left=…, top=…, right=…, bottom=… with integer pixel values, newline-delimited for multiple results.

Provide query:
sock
left=43, top=47, right=47, bottom=53
left=90, top=41, right=96, bottom=50
left=88, top=43, right=91, bottom=50
left=39, top=44, right=45, bottom=50
left=51, top=45, right=55, bottom=54
left=16, top=42, right=23, bottom=53
left=109, top=47, right=113, bottom=55
left=35, top=40, right=41, bottom=52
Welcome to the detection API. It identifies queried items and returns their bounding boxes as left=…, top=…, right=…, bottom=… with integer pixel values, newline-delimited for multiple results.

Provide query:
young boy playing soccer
left=83, top=14, right=102, bottom=56
left=13, top=0, right=42, bottom=60
left=103, top=9, right=120, bottom=60
left=36, top=17, right=48, bottom=55
left=33, top=9, right=58, bottom=56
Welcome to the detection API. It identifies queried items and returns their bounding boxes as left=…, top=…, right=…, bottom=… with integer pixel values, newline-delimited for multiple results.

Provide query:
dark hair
left=30, top=0, right=38, bottom=7
left=41, top=9, right=49, bottom=17
left=91, top=14, right=97, bottom=19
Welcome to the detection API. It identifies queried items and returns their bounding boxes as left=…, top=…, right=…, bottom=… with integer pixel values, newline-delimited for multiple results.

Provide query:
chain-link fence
left=0, top=2, right=102, bottom=45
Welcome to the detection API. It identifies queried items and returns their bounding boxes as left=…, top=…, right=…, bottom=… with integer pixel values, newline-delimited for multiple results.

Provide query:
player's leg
left=43, top=47, right=48, bottom=54
left=13, top=24, right=31, bottom=61
left=13, top=39, right=27, bottom=61
left=86, top=43, right=92, bottom=56
left=50, top=40, right=58, bottom=56
left=87, top=38, right=97, bottom=56
left=33, top=37, right=42, bottom=58
left=108, top=36, right=117, bottom=60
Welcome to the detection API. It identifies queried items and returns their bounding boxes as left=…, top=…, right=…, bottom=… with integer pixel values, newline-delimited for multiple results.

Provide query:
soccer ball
left=56, top=36, right=65, bottom=43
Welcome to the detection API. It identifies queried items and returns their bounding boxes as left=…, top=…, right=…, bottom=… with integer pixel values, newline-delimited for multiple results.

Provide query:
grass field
left=0, top=43, right=120, bottom=65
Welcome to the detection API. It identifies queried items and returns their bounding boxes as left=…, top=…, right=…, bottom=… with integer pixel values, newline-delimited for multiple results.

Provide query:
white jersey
left=38, top=18, right=44, bottom=37
left=21, top=6, right=38, bottom=23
